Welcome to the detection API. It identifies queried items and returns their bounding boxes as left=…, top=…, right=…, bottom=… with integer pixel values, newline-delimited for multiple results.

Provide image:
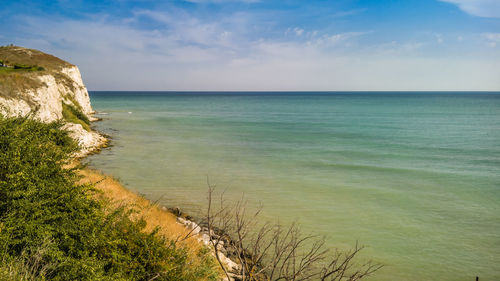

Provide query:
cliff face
left=0, top=65, right=93, bottom=122
left=0, top=46, right=105, bottom=156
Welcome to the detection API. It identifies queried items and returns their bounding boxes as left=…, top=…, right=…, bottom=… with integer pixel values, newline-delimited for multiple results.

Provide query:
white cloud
left=294, top=27, right=304, bottom=36
left=369, top=41, right=424, bottom=57
left=482, top=32, right=500, bottom=47
left=439, top=0, right=500, bottom=18
left=11, top=12, right=500, bottom=91
left=435, top=34, right=444, bottom=44
left=308, top=32, right=366, bottom=48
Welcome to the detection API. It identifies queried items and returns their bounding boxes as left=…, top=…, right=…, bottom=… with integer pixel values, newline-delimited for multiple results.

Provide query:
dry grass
left=0, top=46, right=76, bottom=100
left=0, top=71, right=44, bottom=99
left=0, top=46, right=72, bottom=71
left=77, top=168, right=219, bottom=277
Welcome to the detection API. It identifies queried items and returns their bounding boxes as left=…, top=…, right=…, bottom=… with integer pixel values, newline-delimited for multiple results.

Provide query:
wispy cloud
left=309, top=32, right=366, bottom=48
left=439, top=0, right=500, bottom=18
left=11, top=12, right=499, bottom=91
left=482, top=32, right=500, bottom=47
left=435, top=34, right=444, bottom=44
left=294, top=27, right=304, bottom=36
left=3, top=1, right=499, bottom=91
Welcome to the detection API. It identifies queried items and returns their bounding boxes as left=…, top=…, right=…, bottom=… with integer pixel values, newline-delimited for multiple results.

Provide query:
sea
left=85, top=92, right=500, bottom=281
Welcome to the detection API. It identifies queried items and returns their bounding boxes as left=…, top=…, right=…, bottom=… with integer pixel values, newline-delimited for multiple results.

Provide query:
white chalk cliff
left=0, top=46, right=105, bottom=156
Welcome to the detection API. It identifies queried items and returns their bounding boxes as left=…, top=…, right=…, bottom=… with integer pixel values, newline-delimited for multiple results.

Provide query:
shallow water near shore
left=86, top=92, right=500, bottom=280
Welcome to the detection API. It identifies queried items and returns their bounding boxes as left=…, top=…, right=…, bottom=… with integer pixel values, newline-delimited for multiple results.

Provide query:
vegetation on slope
left=0, top=116, right=220, bottom=281
left=61, top=102, right=91, bottom=131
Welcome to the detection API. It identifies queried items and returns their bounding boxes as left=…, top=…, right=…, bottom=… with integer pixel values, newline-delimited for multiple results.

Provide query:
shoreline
left=78, top=129, right=240, bottom=279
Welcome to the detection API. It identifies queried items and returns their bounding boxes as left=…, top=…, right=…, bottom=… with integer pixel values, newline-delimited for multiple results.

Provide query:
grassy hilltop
left=0, top=45, right=74, bottom=98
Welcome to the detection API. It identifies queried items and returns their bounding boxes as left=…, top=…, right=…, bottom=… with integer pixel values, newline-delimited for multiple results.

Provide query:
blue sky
left=1, top=0, right=499, bottom=90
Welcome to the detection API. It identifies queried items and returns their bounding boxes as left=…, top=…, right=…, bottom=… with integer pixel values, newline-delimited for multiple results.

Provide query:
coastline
left=77, top=168, right=202, bottom=248
left=77, top=130, right=239, bottom=280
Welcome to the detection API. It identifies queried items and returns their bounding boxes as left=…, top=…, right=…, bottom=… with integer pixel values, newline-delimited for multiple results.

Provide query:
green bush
left=11, top=64, right=43, bottom=71
left=0, top=62, right=44, bottom=73
left=13, top=63, right=32, bottom=69
left=0, top=116, right=219, bottom=281
left=61, top=102, right=91, bottom=131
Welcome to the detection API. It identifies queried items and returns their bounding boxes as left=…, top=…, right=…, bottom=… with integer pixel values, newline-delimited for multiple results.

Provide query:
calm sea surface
left=86, top=92, right=500, bottom=280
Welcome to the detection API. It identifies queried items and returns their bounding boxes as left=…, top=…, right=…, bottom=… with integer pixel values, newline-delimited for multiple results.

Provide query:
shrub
left=0, top=116, right=219, bottom=281
left=61, top=102, right=91, bottom=131
left=13, top=63, right=32, bottom=69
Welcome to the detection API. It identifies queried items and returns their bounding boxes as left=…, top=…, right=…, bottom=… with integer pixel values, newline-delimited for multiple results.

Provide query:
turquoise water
left=86, top=92, right=500, bottom=280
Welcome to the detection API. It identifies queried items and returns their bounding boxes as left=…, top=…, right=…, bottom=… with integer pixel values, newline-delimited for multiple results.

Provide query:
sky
left=1, top=0, right=499, bottom=91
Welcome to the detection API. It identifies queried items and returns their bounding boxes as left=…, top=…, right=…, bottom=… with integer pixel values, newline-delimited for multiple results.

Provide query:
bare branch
left=203, top=187, right=383, bottom=281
